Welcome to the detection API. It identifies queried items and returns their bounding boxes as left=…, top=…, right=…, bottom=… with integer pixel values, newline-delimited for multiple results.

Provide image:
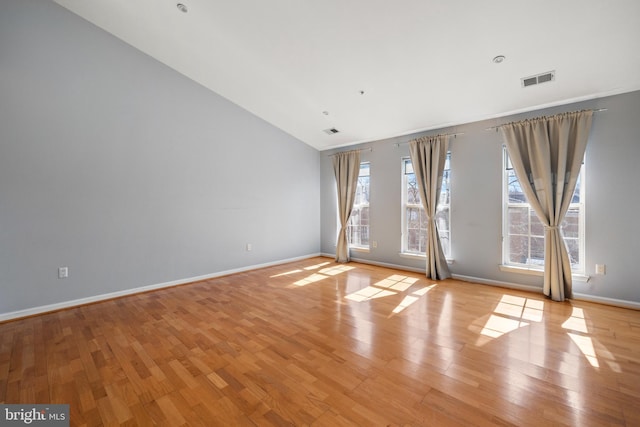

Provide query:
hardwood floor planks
left=1, top=256, right=640, bottom=426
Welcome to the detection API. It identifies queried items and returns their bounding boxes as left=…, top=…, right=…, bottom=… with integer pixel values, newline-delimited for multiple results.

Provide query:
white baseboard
left=348, top=255, right=427, bottom=274
left=452, top=274, right=640, bottom=310
left=6, top=253, right=635, bottom=322
left=322, top=253, right=640, bottom=310
left=451, top=274, right=542, bottom=293
left=571, top=292, right=640, bottom=310
left=0, top=253, right=321, bottom=323
left=320, top=253, right=427, bottom=274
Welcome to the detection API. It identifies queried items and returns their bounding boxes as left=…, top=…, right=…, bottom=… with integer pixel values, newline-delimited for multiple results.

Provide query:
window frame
left=347, top=162, right=370, bottom=250
left=501, top=147, right=585, bottom=275
left=400, top=154, right=451, bottom=258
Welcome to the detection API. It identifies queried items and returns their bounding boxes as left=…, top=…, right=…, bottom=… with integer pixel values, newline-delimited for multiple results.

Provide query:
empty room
left=1, top=0, right=640, bottom=426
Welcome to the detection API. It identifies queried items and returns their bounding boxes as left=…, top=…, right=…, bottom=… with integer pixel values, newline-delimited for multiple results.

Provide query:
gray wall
left=321, top=90, right=640, bottom=304
left=0, top=1, right=320, bottom=315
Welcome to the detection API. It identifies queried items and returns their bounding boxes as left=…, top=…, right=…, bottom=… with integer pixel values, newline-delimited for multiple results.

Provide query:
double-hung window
left=503, top=148, right=585, bottom=273
left=347, top=162, right=370, bottom=249
left=401, top=154, right=451, bottom=257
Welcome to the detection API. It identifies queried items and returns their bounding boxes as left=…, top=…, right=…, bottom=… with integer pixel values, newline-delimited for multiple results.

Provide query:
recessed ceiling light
left=176, top=3, right=188, bottom=13
left=492, top=55, right=506, bottom=64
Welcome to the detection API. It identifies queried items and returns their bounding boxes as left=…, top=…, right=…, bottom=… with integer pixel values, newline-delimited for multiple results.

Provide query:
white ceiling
left=54, top=0, right=640, bottom=150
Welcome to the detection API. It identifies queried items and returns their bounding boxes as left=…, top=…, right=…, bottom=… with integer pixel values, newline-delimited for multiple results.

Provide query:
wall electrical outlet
left=58, top=267, right=69, bottom=279
left=372, top=241, right=378, bottom=248
left=246, top=243, right=252, bottom=251
left=595, top=264, right=606, bottom=275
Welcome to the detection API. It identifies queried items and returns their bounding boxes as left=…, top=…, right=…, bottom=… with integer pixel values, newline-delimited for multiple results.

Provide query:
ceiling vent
left=323, top=128, right=340, bottom=135
left=521, top=70, right=555, bottom=88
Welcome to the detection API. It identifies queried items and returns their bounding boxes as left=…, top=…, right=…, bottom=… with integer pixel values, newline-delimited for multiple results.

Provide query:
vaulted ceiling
left=54, top=0, right=640, bottom=150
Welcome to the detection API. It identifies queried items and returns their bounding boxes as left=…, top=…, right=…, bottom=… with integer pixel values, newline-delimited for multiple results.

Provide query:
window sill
left=349, top=246, right=370, bottom=253
left=499, top=264, right=590, bottom=282
left=399, top=252, right=454, bottom=264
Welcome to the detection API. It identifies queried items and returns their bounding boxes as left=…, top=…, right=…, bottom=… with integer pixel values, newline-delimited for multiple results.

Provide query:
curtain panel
left=409, top=135, right=451, bottom=280
left=500, top=110, right=593, bottom=301
left=332, top=150, right=361, bottom=263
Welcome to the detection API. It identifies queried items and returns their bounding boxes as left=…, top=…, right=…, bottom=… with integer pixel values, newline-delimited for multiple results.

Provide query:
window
left=347, top=162, right=370, bottom=248
left=503, top=148, right=584, bottom=272
left=401, top=154, right=451, bottom=257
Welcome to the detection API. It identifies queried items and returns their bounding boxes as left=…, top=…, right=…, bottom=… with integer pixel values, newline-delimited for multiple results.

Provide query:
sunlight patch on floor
left=304, top=261, right=331, bottom=270
left=344, top=274, right=433, bottom=312
left=471, top=295, right=544, bottom=346
left=480, top=315, right=528, bottom=338
left=391, top=284, right=437, bottom=314
left=374, top=275, right=418, bottom=292
left=285, top=262, right=354, bottom=287
left=345, top=286, right=397, bottom=302
left=561, top=307, right=588, bottom=333
left=562, top=307, right=608, bottom=369
left=270, top=269, right=303, bottom=278
left=567, top=332, right=599, bottom=368
left=589, top=342, right=620, bottom=372
left=292, top=273, right=329, bottom=287
left=319, top=265, right=355, bottom=276
left=493, top=295, right=544, bottom=322
left=392, top=295, right=419, bottom=314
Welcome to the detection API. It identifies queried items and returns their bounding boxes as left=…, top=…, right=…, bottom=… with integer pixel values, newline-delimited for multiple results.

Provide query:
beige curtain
left=333, top=150, right=361, bottom=263
left=500, top=110, right=593, bottom=301
left=409, top=135, right=451, bottom=280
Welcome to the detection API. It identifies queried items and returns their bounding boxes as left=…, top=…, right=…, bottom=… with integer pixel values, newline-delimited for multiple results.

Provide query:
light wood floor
left=1, top=257, right=639, bottom=426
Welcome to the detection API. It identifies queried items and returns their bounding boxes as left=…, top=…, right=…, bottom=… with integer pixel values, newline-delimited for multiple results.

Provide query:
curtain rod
left=328, top=147, right=372, bottom=156
left=485, top=108, right=607, bottom=132
left=394, top=132, right=465, bottom=147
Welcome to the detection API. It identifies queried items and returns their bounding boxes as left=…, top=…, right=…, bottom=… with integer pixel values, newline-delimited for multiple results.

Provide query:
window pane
left=418, top=228, right=427, bottom=253
left=562, top=207, right=580, bottom=238
left=407, top=174, right=420, bottom=204
left=420, top=208, right=428, bottom=228
left=507, top=170, right=526, bottom=203
left=350, top=224, right=369, bottom=247
left=407, top=207, right=421, bottom=229
left=348, top=162, right=370, bottom=248
left=347, top=207, right=360, bottom=246
left=404, top=159, right=414, bottom=175
left=504, top=149, right=584, bottom=272
left=361, top=228, right=369, bottom=245
left=348, top=225, right=359, bottom=246
left=407, top=228, right=420, bottom=252
left=571, top=173, right=581, bottom=204
left=508, top=207, right=528, bottom=235
left=439, top=230, right=450, bottom=257
left=354, top=185, right=362, bottom=205
left=403, top=154, right=451, bottom=256
left=436, top=206, right=449, bottom=233
left=360, top=206, right=369, bottom=226
left=440, top=170, right=450, bottom=205
left=565, top=238, right=580, bottom=266
left=530, top=237, right=545, bottom=266
left=530, top=209, right=544, bottom=237
left=508, top=235, right=529, bottom=264
left=357, top=175, right=370, bottom=204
